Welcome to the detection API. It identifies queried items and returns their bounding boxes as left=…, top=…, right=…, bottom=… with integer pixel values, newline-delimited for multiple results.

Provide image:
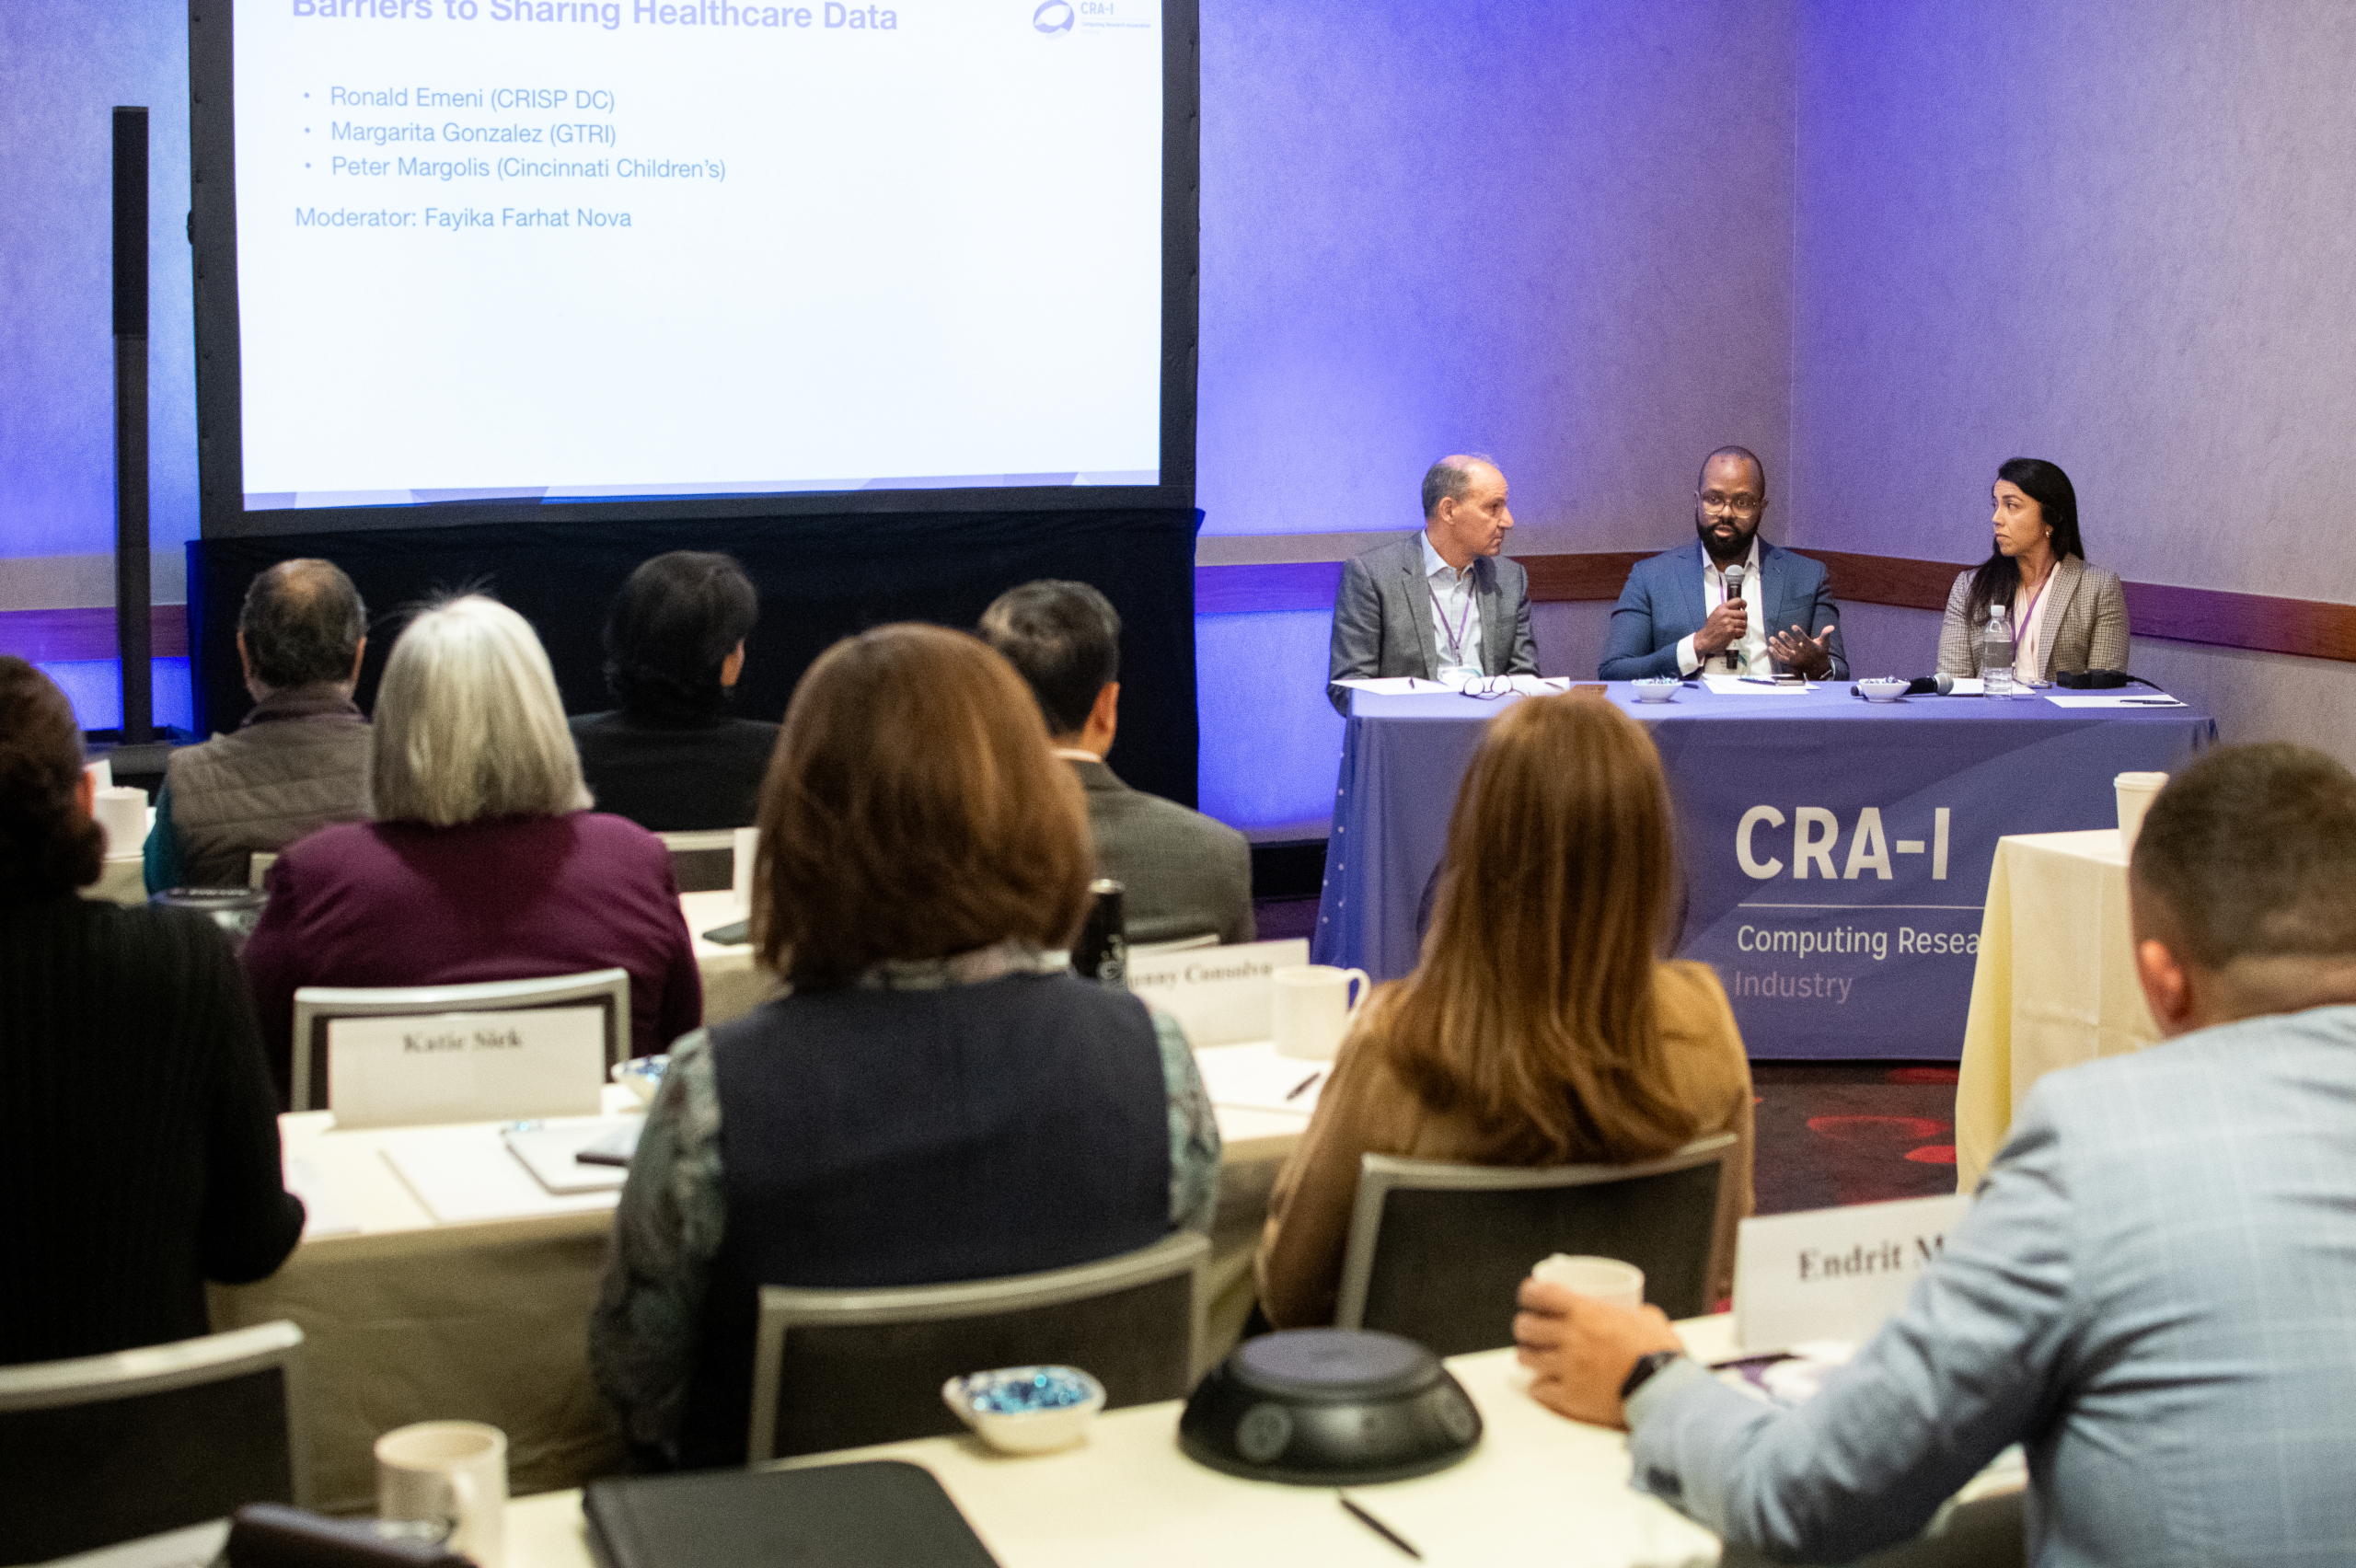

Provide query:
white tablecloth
left=1955, top=830, right=2160, bottom=1190
left=213, top=1069, right=1310, bottom=1512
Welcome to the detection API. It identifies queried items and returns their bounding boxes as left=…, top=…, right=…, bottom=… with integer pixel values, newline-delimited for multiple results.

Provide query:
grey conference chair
left=289, top=966, right=630, bottom=1112
left=748, top=1230, right=1208, bottom=1462
left=0, top=1320, right=306, bottom=1563
left=1334, top=1132, right=1738, bottom=1357
left=655, top=829, right=737, bottom=894
left=1128, top=932, right=1221, bottom=955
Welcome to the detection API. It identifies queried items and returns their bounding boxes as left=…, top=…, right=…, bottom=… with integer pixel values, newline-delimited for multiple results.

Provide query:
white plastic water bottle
left=1982, top=605, right=2015, bottom=698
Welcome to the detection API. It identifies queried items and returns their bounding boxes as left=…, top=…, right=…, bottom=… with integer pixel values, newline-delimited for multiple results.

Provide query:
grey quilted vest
left=166, top=686, right=373, bottom=887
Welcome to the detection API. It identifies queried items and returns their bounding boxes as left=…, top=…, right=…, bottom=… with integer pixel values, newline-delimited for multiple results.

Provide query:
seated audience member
left=145, top=558, right=372, bottom=891
left=1516, top=742, right=2356, bottom=1562
left=1600, top=446, right=1846, bottom=681
left=1936, top=456, right=2129, bottom=681
left=979, top=580, right=1254, bottom=946
left=571, top=551, right=780, bottom=831
left=0, top=658, right=303, bottom=1364
left=242, top=594, right=700, bottom=1103
left=590, top=624, right=1220, bottom=1469
left=1256, top=695, right=1753, bottom=1327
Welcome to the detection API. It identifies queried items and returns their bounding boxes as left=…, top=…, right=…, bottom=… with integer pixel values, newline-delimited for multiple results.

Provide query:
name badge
left=1733, top=1192, right=1973, bottom=1353
left=328, top=1006, right=606, bottom=1128
left=1123, top=938, right=1308, bottom=1045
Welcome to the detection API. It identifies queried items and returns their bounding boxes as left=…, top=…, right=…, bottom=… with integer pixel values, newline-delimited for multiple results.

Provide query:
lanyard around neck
left=1428, top=574, right=1474, bottom=657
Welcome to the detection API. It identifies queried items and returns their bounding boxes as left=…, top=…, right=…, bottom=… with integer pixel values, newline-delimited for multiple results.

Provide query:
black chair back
left=0, top=1365, right=294, bottom=1562
left=1357, top=1160, right=1724, bottom=1357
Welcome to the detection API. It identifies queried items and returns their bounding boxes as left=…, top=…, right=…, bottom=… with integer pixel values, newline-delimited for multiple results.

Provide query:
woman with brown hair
left=0, top=658, right=303, bottom=1366
left=590, top=624, right=1219, bottom=1469
left=1254, top=693, right=1753, bottom=1327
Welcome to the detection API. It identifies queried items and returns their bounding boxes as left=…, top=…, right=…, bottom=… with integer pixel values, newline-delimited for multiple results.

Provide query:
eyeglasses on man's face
left=1698, top=491, right=1763, bottom=516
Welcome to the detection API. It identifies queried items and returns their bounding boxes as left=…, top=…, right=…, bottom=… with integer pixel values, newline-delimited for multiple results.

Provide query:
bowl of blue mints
left=941, top=1366, right=1106, bottom=1454
left=1631, top=676, right=1681, bottom=703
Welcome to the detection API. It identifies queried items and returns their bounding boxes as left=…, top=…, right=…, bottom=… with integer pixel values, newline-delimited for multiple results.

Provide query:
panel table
left=1314, top=684, right=2212, bottom=1058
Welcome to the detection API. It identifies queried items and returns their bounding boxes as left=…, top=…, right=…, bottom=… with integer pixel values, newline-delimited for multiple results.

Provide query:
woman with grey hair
left=242, top=595, right=700, bottom=1105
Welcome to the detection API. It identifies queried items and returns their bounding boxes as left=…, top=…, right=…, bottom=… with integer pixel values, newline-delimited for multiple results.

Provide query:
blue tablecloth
left=1312, top=683, right=2216, bottom=1059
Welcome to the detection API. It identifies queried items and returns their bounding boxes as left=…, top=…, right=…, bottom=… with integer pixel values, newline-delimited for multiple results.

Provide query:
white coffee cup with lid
left=2115, top=772, right=2168, bottom=856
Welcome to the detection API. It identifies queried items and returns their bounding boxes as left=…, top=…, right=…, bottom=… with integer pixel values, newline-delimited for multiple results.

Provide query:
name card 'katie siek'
left=328, top=1005, right=607, bottom=1128
left=1733, top=1192, right=1973, bottom=1353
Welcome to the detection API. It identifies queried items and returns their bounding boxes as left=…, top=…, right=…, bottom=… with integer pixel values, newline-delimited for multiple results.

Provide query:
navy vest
left=676, top=971, right=1172, bottom=1466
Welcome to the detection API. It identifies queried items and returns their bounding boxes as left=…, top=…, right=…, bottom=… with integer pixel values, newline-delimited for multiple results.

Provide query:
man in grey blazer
left=1599, top=446, right=1847, bottom=681
left=981, top=581, right=1254, bottom=947
left=1513, top=742, right=2356, bottom=1563
left=1325, top=455, right=1541, bottom=714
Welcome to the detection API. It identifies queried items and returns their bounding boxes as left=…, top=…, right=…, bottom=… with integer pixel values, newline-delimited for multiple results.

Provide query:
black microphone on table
left=1720, top=564, right=1745, bottom=672
left=1847, top=674, right=1956, bottom=697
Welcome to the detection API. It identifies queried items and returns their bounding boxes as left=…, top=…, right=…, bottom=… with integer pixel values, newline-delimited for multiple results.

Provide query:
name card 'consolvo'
left=1124, top=939, right=1308, bottom=1046
left=1733, top=1192, right=1973, bottom=1354
left=328, top=1006, right=606, bottom=1128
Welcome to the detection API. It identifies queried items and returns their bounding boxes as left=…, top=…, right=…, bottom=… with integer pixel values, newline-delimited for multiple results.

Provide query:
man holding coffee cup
left=1514, top=744, right=2356, bottom=1561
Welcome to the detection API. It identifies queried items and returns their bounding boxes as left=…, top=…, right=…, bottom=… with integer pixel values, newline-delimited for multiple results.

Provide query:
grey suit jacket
left=1936, top=555, right=2130, bottom=680
left=1625, top=1004, right=2356, bottom=1565
left=1070, top=757, right=1255, bottom=947
left=1325, top=532, right=1540, bottom=713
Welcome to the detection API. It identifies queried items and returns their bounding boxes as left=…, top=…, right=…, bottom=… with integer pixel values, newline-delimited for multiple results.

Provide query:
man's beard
left=1696, top=515, right=1755, bottom=566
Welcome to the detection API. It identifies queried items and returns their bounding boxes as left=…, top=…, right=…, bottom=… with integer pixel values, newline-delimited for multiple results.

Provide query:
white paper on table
left=502, top=1117, right=638, bottom=1195
left=285, top=1152, right=362, bottom=1239
left=2041, top=692, right=2185, bottom=709
left=1333, top=676, right=1444, bottom=694
left=1700, top=674, right=1813, bottom=695
left=380, top=1127, right=622, bottom=1225
left=1195, top=1042, right=1325, bottom=1115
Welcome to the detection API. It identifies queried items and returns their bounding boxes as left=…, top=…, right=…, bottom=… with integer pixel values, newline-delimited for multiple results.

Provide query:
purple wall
left=1200, top=0, right=1795, bottom=554
left=1789, top=0, right=2356, bottom=600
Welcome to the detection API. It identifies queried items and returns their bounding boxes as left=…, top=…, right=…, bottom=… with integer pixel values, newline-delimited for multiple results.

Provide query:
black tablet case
left=583, top=1459, right=1000, bottom=1568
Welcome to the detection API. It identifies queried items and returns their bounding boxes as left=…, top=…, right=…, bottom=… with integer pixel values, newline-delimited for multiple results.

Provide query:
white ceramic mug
left=1530, top=1253, right=1646, bottom=1309
left=731, top=825, right=760, bottom=906
left=92, top=786, right=147, bottom=858
left=2115, top=771, right=2168, bottom=856
left=376, top=1421, right=508, bottom=1568
left=1271, top=964, right=1370, bottom=1060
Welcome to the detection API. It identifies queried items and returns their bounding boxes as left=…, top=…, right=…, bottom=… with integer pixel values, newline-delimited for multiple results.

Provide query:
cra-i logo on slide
left=1033, top=0, right=1073, bottom=31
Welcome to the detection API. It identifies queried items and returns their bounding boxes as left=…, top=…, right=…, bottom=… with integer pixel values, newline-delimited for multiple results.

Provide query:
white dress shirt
left=1421, top=530, right=1485, bottom=683
left=1676, top=539, right=1768, bottom=677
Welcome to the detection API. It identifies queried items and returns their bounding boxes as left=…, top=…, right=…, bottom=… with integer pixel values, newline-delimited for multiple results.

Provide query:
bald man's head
left=239, top=559, right=367, bottom=691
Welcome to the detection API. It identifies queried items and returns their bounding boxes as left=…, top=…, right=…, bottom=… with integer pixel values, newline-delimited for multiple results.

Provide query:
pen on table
left=1284, top=1070, right=1322, bottom=1101
left=2121, top=698, right=2177, bottom=705
left=1338, top=1494, right=1421, bottom=1561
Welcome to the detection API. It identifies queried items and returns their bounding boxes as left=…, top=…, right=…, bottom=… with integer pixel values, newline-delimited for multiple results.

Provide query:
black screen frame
left=188, top=0, right=1200, bottom=539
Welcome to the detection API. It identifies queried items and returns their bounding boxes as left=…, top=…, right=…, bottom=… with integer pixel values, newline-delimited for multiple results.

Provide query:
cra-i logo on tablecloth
left=1721, top=803, right=1981, bottom=1008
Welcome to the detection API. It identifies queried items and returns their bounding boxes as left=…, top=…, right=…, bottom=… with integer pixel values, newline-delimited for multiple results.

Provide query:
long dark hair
left=602, top=551, right=759, bottom=722
left=1966, top=458, right=2084, bottom=629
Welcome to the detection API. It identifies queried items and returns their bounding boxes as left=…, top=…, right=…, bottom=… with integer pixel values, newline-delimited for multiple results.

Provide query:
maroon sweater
left=242, top=813, right=702, bottom=1104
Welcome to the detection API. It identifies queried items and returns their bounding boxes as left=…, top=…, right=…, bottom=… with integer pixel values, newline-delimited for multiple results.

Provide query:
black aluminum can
left=1071, top=878, right=1127, bottom=986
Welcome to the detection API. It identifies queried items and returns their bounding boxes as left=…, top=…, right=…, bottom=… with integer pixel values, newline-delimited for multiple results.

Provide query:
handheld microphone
left=1849, top=674, right=1956, bottom=698
left=1720, top=565, right=1745, bottom=672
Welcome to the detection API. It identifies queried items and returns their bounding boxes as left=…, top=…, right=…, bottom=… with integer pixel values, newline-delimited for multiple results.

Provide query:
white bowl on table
left=1632, top=676, right=1680, bottom=704
left=1856, top=676, right=1911, bottom=704
left=942, top=1366, right=1105, bottom=1454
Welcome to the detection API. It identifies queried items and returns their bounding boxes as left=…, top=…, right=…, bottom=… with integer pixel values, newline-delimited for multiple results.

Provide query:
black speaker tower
left=113, top=105, right=153, bottom=745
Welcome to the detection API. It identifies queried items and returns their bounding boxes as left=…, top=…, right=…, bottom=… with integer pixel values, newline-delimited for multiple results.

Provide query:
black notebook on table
left=583, top=1459, right=1000, bottom=1568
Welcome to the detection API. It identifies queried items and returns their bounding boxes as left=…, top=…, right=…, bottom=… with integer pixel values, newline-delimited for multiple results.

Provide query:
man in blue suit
left=1513, top=742, right=2356, bottom=1564
left=1599, top=447, right=1847, bottom=681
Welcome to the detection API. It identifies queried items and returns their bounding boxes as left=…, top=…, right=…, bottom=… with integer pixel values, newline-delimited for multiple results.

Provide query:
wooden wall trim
left=0, top=606, right=191, bottom=663
left=1198, top=549, right=2356, bottom=664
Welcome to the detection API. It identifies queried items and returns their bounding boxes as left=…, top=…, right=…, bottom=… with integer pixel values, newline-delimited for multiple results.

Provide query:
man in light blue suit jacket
left=1514, top=743, right=2356, bottom=1565
left=1599, top=447, right=1848, bottom=681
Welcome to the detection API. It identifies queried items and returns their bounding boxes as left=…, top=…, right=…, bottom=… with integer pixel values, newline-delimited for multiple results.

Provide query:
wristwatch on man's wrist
left=1618, top=1349, right=1685, bottom=1403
